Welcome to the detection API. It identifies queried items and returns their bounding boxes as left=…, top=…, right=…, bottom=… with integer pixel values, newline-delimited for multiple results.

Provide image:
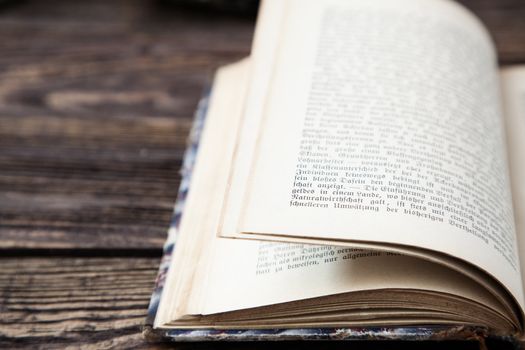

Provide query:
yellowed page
left=218, top=0, right=288, bottom=238
left=226, top=0, right=523, bottom=308
left=502, top=67, right=525, bottom=299
left=155, top=59, right=251, bottom=326
left=156, top=58, right=514, bottom=329
left=201, top=241, right=511, bottom=322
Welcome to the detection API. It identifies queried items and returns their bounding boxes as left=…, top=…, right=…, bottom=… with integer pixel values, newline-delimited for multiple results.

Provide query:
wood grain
left=0, top=257, right=165, bottom=349
left=0, top=0, right=253, bottom=249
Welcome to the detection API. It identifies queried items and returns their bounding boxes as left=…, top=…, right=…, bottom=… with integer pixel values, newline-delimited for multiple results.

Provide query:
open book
left=151, top=0, right=525, bottom=341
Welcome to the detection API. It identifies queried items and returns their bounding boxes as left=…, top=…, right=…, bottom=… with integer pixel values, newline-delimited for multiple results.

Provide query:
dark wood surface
left=0, top=0, right=253, bottom=251
left=0, top=0, right=523, bottom=348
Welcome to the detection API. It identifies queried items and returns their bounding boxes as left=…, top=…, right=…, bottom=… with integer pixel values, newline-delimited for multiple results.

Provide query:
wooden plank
left=0, top=0, right=253, bottom=249
left=0, top=257, right=168, bottom=349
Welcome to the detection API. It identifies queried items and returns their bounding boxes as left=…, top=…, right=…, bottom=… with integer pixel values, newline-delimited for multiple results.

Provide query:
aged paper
left=502, top=67, right=525, bottom=300
left=231, top=0, right=523, bottom=307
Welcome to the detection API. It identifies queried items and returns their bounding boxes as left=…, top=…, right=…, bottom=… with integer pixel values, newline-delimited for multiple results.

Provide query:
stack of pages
left=147, top=0, right=525, bottom=343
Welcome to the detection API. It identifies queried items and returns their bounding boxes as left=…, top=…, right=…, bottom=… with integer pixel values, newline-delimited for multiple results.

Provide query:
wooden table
left=0, top=0, right=523, bottom=348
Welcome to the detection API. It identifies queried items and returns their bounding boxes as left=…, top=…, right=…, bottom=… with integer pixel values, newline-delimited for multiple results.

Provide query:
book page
left=201, top=240, right=512, bottom=321
left=158, top=60, right=513, bottom=326
left=502, top=67, right=525, bottom=299
left=229, top=0, right=524, bottom=307
left=218, top=0, right=288, bottom=239
left=154, top=59, right=252, bottom=326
